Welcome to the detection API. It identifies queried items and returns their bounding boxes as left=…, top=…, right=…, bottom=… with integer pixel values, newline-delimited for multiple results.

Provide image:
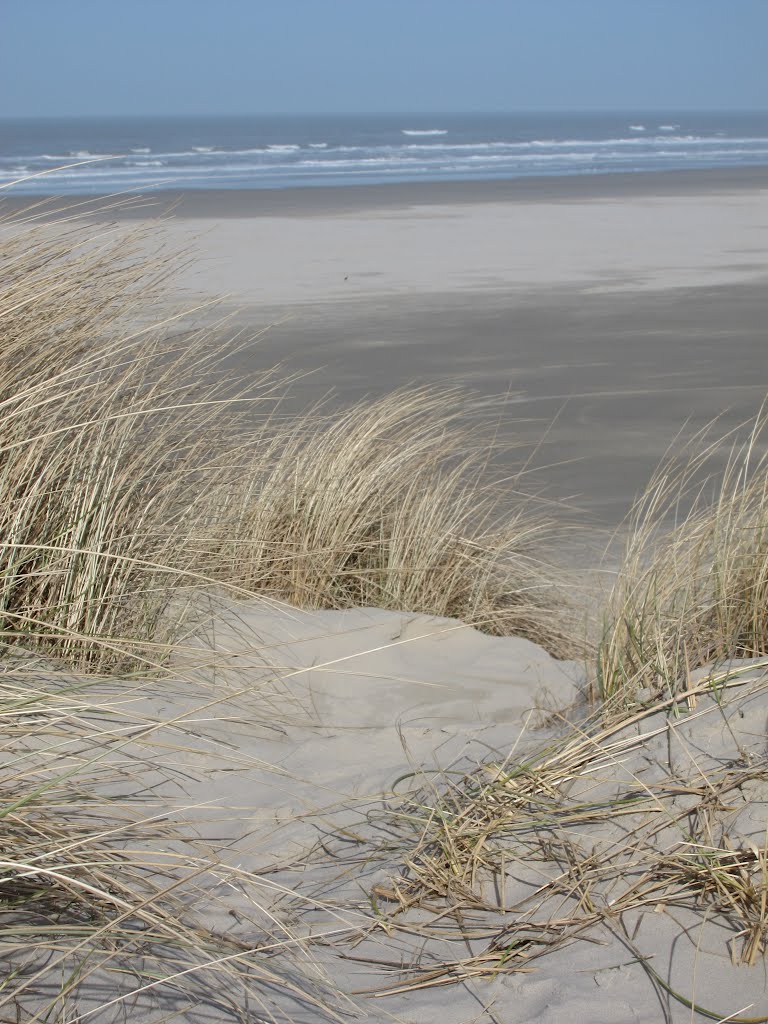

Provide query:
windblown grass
left=0, top=204, right=571, bottom=670
left=0, top=197, right=574, bottom=1016
left=207, top=388, right=573, bottom=655
left=0, top=212, right=280, bottom=672
left=8, top=193, right=768, bottom=1018
left=342, top=412, right=768, bottom=1017
left=597, top=413, right=768, bottom=704
left=0, top=665, right=348, bottom=1022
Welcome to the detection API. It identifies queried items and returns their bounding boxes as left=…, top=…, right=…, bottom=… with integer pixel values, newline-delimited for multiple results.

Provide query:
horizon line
left=3, top=107, right=768, bottom=121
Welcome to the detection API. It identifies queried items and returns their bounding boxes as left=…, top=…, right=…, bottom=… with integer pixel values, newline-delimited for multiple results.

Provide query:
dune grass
left=0, top=666, right=351, bottom=1022
left=597, top=413, right=768, bottom=704
left=355, top=411, right=768, bottom=1017
left=205, top=387, right=573, bottom=656
left=0, top=201, right=573, bottom=1015
left=0, top=205, right=571, bottom=671
left=0, top=212, right=269, bottom=672
left=365, top=661, right=768, bottom=1018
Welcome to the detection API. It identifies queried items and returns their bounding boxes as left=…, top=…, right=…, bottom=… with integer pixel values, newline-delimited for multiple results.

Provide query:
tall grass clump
left=206, top=388, right=574, bottom=655
left=0, top=212, right=277, bottom=672
left=0, top=204, right=344, bottom=1019
left=0, top=198, right=578, bottom=1017
left=0, top=205, right=573, bottom=670
left=597, top=412, right=768, bottom=703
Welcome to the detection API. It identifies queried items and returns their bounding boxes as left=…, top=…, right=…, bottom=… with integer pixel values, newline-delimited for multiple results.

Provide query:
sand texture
left=7, top=600, right=768, bottom=1022
left=120, top=171, right=768, bottom=304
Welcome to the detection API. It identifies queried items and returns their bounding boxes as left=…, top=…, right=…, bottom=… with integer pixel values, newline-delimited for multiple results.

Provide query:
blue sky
left=4, top=0, right=766, bottom=117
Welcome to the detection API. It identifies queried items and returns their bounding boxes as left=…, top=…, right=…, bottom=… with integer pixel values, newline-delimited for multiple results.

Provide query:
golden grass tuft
left=205, top=388, right=573, bottom=655
left=0, top=198, right=573, bottom=1015
left=0, top=212, right=279, bottom=672
left=597, top=412, right=768, bottom=703
left=0, top=205, right=571, bottom=671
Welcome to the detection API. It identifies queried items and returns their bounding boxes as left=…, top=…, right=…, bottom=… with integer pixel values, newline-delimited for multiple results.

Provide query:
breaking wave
left=3, top=115, right=767, bottom=194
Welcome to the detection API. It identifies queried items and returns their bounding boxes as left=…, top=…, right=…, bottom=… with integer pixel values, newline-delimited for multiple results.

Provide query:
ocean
left=2, top=112, right=767, bottom=195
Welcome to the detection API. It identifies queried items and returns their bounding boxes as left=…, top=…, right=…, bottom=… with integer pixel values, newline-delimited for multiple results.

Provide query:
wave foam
left=5, top=118, right=767, bottom=195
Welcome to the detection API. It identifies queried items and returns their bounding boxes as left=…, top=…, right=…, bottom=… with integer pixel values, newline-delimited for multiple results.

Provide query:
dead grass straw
left=0, top=207, right=573, bottom=671
left=0, top=665, right=349, bottom=1022
left=0, top=196, right=575, bottom=1016
left=0, top=211, right=293, bottom=672
left=203, top=387, right=574, bottom=655
left=597, top=410, right=768, bottom=704
left=365, top=662, right=768, bottom=1019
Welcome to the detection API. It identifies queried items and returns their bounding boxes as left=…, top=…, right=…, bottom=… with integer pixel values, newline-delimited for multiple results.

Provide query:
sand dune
left=4, top=169, right=768, bottom=1021
left=9, top=599, right=768, bottom=1022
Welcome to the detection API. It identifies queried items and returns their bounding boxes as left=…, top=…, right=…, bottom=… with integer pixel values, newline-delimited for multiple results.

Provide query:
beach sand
left=13, top=602, right=768, bottom=1022
left=41, top=166, right=765, bottom=531
left=7, top=170, right=768, bottom=1021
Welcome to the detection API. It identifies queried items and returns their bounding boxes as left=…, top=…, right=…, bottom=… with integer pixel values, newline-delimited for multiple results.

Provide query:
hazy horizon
left=5, top=107, right=768, bottom=122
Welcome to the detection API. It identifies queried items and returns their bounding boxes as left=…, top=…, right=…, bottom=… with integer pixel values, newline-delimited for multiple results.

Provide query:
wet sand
left=9, top=167, right=768, bottom=532
left=8, top=165, right=768, bottom=217
left=212, top=282, right=767, bottom=531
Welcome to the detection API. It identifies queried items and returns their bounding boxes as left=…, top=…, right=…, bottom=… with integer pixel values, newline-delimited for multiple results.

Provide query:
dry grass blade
left=0, top=200, right=573, bottom=670
left=365, top=663, right=768, bottom=1017
left=597, top=409, right=768, bottom=704
left=0, top=191, right=578, bottom=1019
left=205, top=387, right=574, bottom=655
left=0, top=666, right=351, bottom=1023
left=0, top=211, right=287, bottom=673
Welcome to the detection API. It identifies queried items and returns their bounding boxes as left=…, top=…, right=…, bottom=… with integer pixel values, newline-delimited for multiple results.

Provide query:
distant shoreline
left=2, top=166, right=766, bottom=219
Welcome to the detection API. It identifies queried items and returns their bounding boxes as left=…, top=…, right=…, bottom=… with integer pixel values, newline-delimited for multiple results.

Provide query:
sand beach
left=57, top=166, right=768, bottom=527
left=3, top=167, right=768, bottom=1022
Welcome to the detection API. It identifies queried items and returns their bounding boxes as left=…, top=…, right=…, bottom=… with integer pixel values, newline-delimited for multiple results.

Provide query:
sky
left=3, top=0, right=767, bottom=118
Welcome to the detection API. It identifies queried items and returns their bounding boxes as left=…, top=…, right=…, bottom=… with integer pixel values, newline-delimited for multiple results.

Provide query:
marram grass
left=204, top=386, right=574, bottom=655
left=0, top=205, right=572, bottom=671
left=0, top=199, right=572, bottom=1016
left=8, top=190, right=768, bottom=1021
left=597, top=411, right=768, bottom=703
left=0, top=667, right=350, bottom=1023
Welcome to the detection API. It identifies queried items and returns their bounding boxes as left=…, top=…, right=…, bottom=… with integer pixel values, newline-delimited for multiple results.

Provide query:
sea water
left=1, top=111, right=767, bottom=195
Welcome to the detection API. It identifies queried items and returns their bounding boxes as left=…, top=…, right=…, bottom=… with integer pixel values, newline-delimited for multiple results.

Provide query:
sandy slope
left=9, top=598, right=768, bottom=1023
